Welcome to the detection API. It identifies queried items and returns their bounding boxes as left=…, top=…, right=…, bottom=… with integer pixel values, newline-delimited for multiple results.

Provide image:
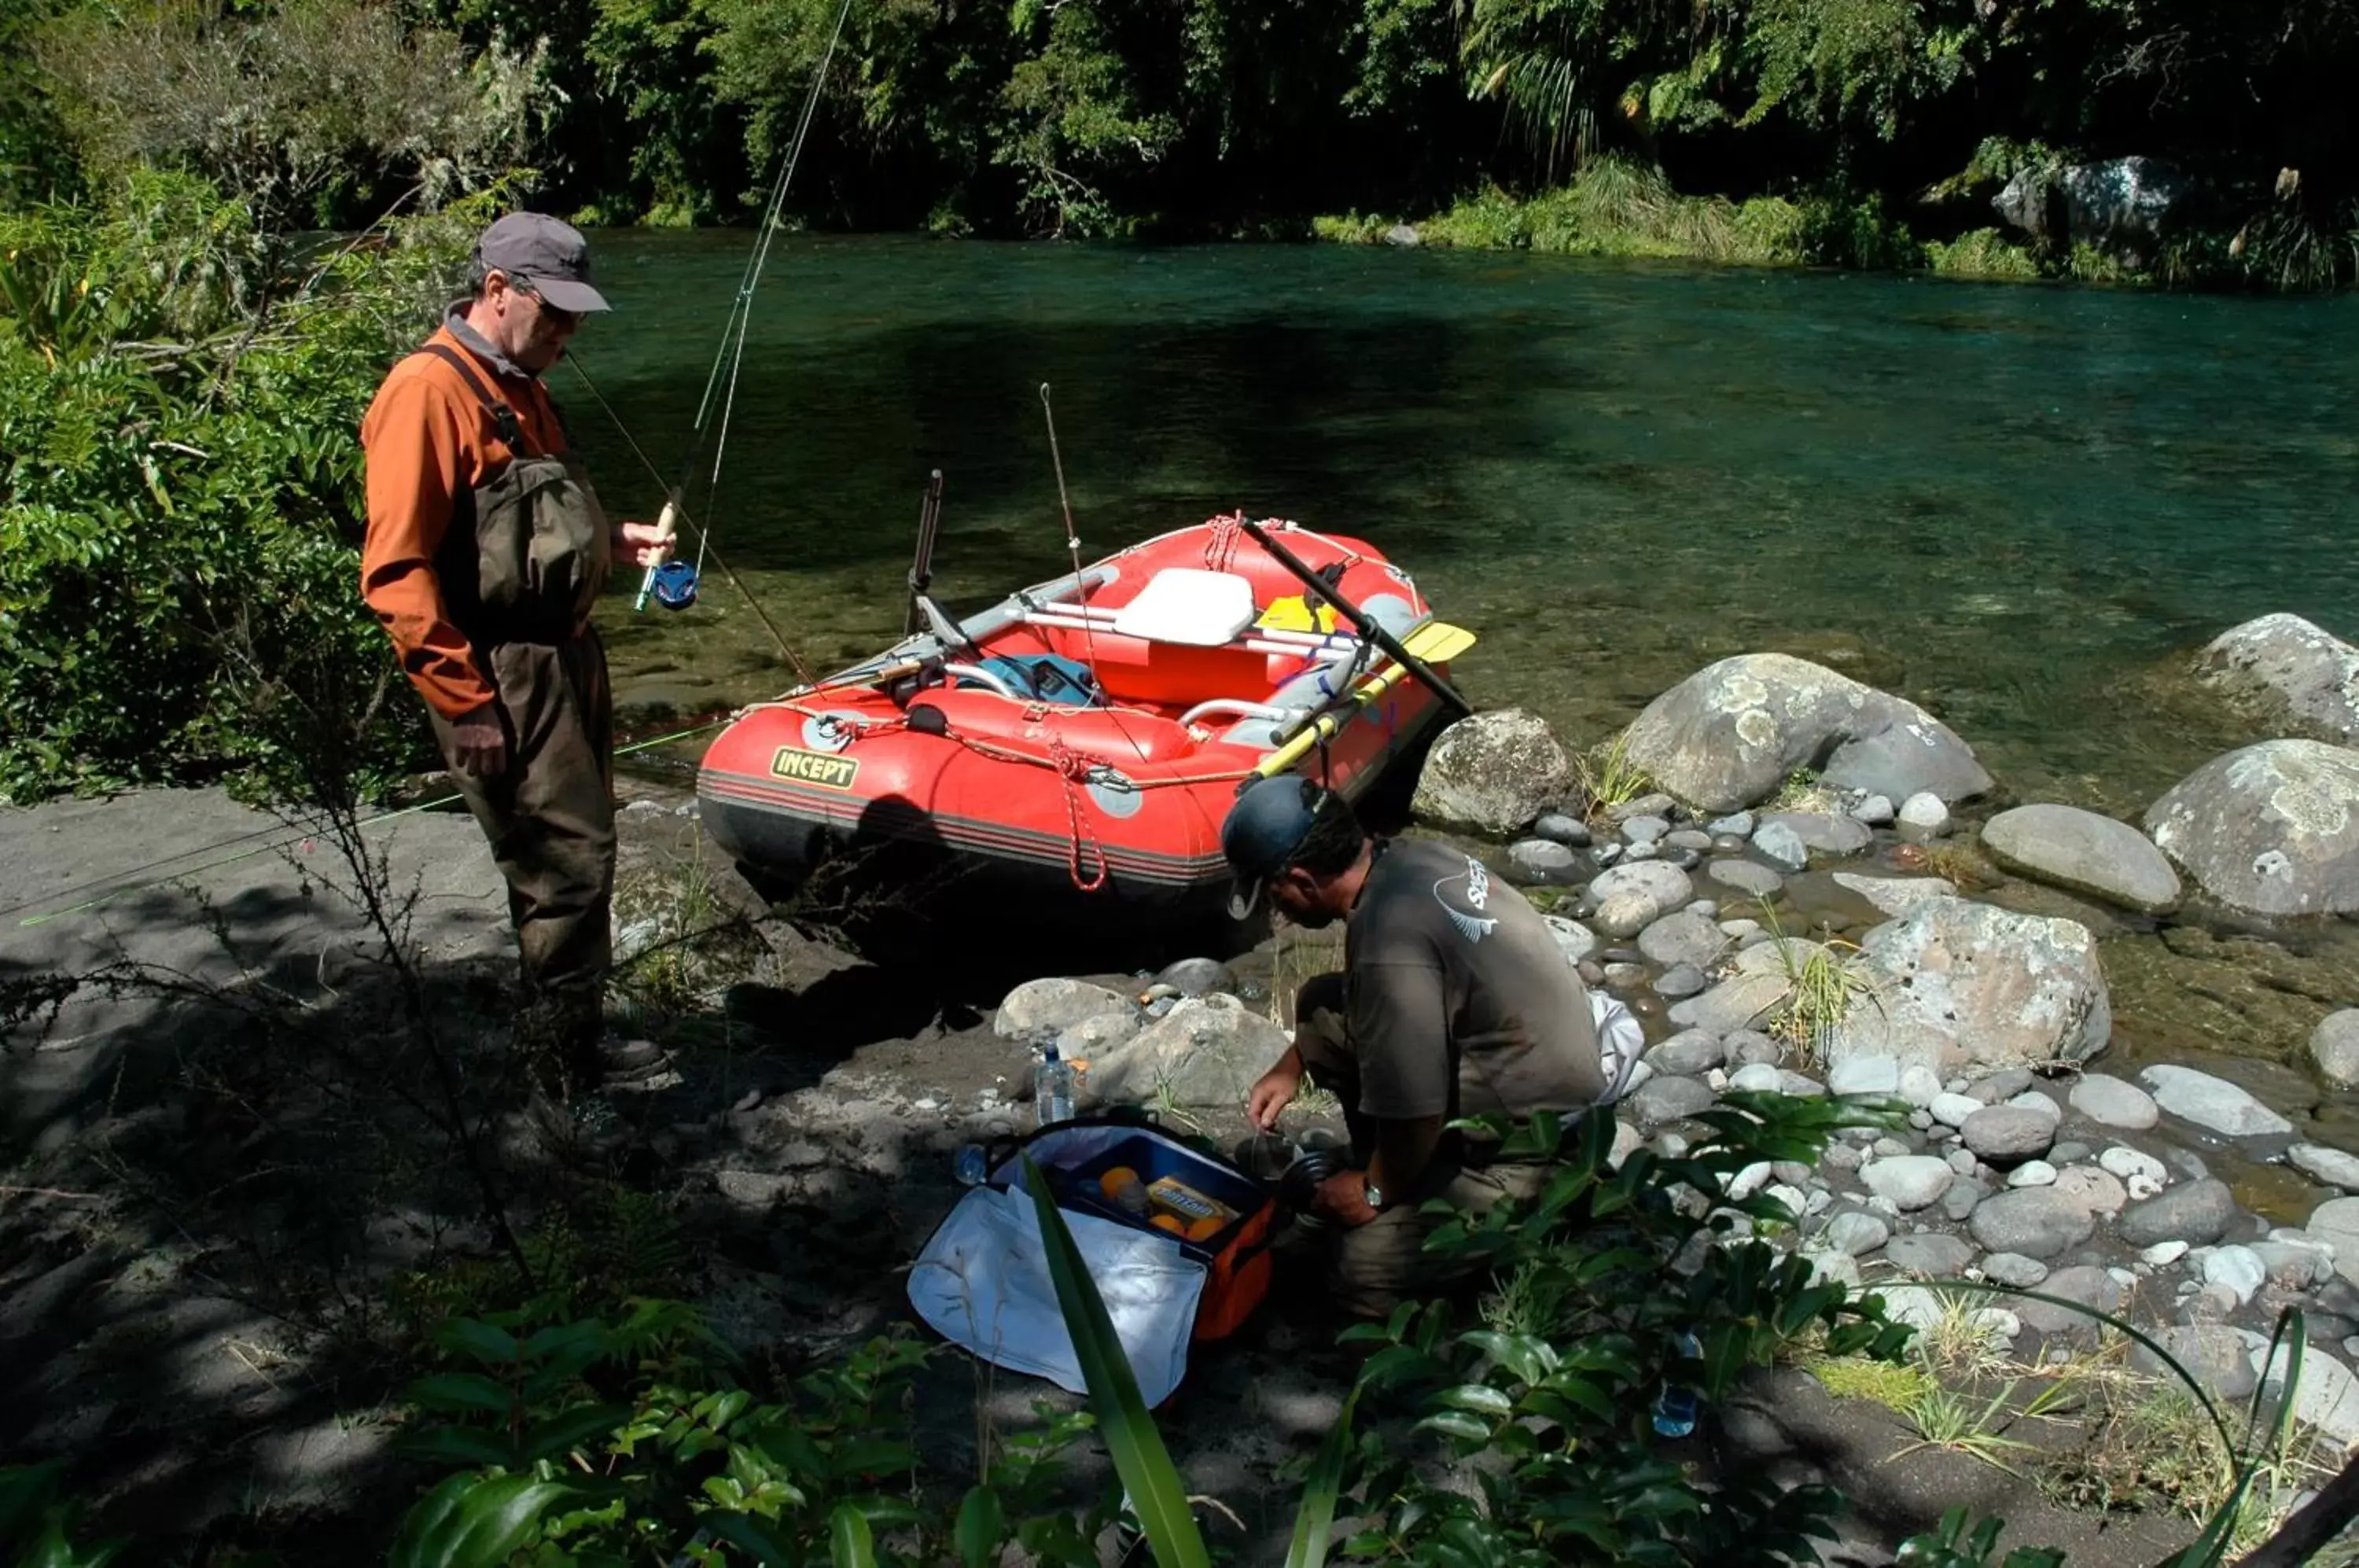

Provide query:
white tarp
left=907, top=1182, right=1206, bottom=1408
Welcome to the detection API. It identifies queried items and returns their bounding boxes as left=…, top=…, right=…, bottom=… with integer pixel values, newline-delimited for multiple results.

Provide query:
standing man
left=1223, top=775, right=1640, bottom=1318
left=359, top=212, right=674, bottom=1115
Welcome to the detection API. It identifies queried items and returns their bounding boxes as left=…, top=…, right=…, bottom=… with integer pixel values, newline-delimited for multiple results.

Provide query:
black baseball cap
left=1222, top=775, right=1334, bottom=918
left=474, top=212, right=610, bottom=315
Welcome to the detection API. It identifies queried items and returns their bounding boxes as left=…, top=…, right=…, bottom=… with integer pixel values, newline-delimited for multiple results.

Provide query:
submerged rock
left=1618, top=653, right=1992, bottom=814
left=2144, top=739, right=2359, bottom=918
left=1979, top=804, right=2181, bottom=914
left=1411, top=709, right=1573, bottom=838
left=2195, top=612, right=2359, bottom=747
left=2138, top=1064, right=2295, bottom=1139
left=1824, top=900, right=2111, bottom=1080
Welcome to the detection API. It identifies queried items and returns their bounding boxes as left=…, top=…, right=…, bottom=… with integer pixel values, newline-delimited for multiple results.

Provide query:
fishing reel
left=648, top=559, right=701, bottom=609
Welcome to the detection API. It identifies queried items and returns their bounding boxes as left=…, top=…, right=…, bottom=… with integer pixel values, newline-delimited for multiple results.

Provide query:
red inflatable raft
left=697, top=514, right=1473, bottom=942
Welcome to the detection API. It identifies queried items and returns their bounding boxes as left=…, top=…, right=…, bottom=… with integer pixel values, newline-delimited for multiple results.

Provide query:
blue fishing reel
left=650, top=560, right=701, bottom=609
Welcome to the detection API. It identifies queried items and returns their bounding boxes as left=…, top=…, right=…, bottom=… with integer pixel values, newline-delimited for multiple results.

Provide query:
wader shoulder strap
left=417, top=341, right=532, bottom=456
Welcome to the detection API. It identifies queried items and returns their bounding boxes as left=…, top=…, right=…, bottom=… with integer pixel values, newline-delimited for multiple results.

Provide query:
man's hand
left=1310, top=1167, right=1381, bottom=1228
left=615, top=517, right=677, bottom=569
left=1247, top=1060, right=1304, bottom=1132
left=449, top=704, right=507, bottom=778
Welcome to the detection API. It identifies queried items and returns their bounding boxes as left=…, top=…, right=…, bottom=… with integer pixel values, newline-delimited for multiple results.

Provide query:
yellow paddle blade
left=1400, top=620, right=1475, bottom=663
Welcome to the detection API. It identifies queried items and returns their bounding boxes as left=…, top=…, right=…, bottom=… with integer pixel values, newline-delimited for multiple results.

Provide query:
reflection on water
left=566, top=233, right=2359, bottom=816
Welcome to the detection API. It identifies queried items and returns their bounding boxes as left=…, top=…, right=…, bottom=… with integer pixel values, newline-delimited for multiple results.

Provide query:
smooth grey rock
left=1853, top=793, right=1896, bottom=826
left=1754, top=822, right=1809, bottom=870
left=2254, top=1342, right=2359, bottom=1446
left=1667, top=976, right=1782, bottom=1035
left=1056, top=1011, right=1143, bottom=1061
left=1618, top=653, right=1991, bottom=814
left=1706, top=858, right=1784, bottom=898
left=1822, top=1211, right=1891, bottom=1257
left=1610, top=793, right=1678, bottom=823
left=1588, top=862, right=1697, bottom=938
left=1993, top=156, right=2190, bottom=257
left=2006, top=1160, right=2057, bottom=1188
left=1665, top=829, right=1715, bottom=853
left=2195, top=612, right=2359, bottom=747
left=1823, top=900, right=2110, bottom=1080
left=1593, top=844, right=1623, bottom=867
left=1886, top=1231, right=1974, bottom=1276
left=2008, top=1090, right=2063, bottom=1121
left=2132, top=1324, right=2258, bottom=1403
left=1944, top=1178, right=1988, bottom=1222
left=1079, top=993, right=1290, bottom=1109
left=2118, top=1177, right=2238, bottom=1249
left=1412, top=709, right=1574, bottom=837
left=2294, top=1144, right=2359, bottom=1193
left=1761, top=812, right=1874, bottom=857
left=1963, top=1106, right=2056, bottom=1165
left=2144, top=739, right=2359, bottom=918
left=1708, top=812, right=1757, bottom=838
left=2138, top=1065, right=2295, bottom=1138
left=2313, top=1010, right=2359, bottom=1089
left=1863, top=1155, right=1955, bottom=1212
left=1628, top=1074, right=1718, bottom=1129
left=2309, top=1197, right=2359, bottom=1285
left=1507, top=838, right=1580, bottom=880
left=1980, top=1252, right=2049, bottom=1289
left=2068, top=1073, right=2159, bottom=1131
left=1969, top=1188, right=2096, bottom=1260
left=1382, top=223, right=1422, bottom=247
left=1603, top=962, right=1647, bottom=989
left=1622, top=815, right=1670, bottom=845
left=1898, top=1066, right=1943, bottom=1110
left=1946, top=1148, right=1978, bottom=1176
left=1647, top=1029, right=1724, bottom=1076
left=1830, top=872, right=1956, bottom=917
left=1728, top=1062, right=1785, bottom=1094
left=1724, top=1029, right=1783, bottom=1067
left=2015, top=1264, right=2122, bottom=1336
left=1544, top=915, right=1600, bottom=966
left=2204, top=1246, right=2268, bottom=1307
left=1654, top=963, right=1707, bottom=999
left=1637, top=908, right=1729, bottom=970
left=1981, top=803, right=2182, bottom=914
left=1827, top=1054, right=1900, bottom=1097
left=1154, top=957, right=1234, bottom=998
left=1897, top=792, right=1950, bottom=839
left=995, top=977, right=1134, bottom=1042
left=2052, top=1165, right=2128, bottom=1217
left=2097, top=1146, right=2166, bottom=1187
left=1930, top=1093, right=1984, bottom=1128
left=1532, top=812, right=1592, bottom=846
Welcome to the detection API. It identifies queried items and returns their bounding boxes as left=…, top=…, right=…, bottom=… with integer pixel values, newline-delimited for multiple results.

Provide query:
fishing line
left=565, top=348, right=815, bottom=683
left=11, top=717, right=732, bottom=929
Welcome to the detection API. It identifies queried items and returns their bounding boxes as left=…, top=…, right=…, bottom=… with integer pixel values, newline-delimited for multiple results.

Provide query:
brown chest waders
left=416, top=343, right=619, bottom=1066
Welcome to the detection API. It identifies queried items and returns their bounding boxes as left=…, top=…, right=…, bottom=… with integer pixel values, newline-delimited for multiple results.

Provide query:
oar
left=1237, top=519, right=1474, bottom=720
left=1253, top=620, right=1477, bottom=779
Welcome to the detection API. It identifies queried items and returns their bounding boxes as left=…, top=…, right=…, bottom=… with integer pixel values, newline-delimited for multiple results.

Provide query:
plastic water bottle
left=1034, top=1045, right=1076, bottom=1128
left=1652, top=1329, right=1702, bottom=1438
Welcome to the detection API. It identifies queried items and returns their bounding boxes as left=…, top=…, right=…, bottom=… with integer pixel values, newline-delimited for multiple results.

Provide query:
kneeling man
left=1224, top=775, right=1636, bottom=1317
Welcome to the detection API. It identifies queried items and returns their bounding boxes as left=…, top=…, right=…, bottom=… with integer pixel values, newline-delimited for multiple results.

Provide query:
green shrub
left=1926, top=226, right=2043, bottom=281
left=0, top=171, right=505, bottom=804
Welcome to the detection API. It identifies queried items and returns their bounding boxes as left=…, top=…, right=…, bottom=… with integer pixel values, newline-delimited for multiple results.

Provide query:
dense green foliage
left=0, top=175, right=491, bottom=802
left=6, top=0, right=2359, bottom=280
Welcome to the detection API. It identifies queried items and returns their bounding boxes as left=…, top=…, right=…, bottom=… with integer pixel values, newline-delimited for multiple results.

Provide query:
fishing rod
left=904, top=468, right=944, bottom=637
left=631, top=0, right=859, bottom=624
left=1238, top=517, right=1474, bottom=720
left=1040, top=383, right=1103, bottom=693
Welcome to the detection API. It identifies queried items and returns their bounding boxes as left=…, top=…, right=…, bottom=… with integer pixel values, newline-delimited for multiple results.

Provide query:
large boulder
left=2144, top=740, right=2359, bottom=918
left=2195, top=613, right=2359, bottom=747
left=1979, top=804, right=2181, bottom=914
left=995, top=977, right=1134, bottom=1043
left=1619, top=654, right=1991, bottom=814
left=1823, top=900, right=2110, bottom=1081
left=1993, top=156, right=2190, bottom=263
left=1411, top=709, right=1573, bottom=837
left=1076, top=993, right=1290, bottom=1110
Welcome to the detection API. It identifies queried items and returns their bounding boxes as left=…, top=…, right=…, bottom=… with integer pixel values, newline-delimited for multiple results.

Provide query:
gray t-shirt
left=1345, top=837, right=1605, bottom=1121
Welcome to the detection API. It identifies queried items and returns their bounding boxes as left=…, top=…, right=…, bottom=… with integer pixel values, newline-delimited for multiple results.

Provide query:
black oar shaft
left=1238, top=519, right=1474, bottom=720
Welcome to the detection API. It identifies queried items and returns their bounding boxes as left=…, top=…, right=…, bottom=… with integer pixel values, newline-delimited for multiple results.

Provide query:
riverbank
left=7, top=605, right=2359, bottom=1560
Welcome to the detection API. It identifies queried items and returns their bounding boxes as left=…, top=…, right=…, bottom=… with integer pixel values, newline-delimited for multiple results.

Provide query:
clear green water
left=569, top=232, right=2359, bottom=816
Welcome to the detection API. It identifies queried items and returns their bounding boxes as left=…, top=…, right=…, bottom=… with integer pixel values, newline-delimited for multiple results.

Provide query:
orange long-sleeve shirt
left=359, top=325, right=574, bottom=720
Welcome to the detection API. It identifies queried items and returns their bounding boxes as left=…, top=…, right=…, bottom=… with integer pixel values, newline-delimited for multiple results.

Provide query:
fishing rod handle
left=633, top=495, right=683, bottom=612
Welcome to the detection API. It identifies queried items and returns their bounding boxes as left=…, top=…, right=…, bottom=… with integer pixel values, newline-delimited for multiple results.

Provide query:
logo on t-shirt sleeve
left=1433, top=855, right=1499, bottom=944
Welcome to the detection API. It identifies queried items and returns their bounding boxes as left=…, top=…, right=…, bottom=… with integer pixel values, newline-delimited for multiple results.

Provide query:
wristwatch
left=1362, top=1178, right=1386, bottom=1213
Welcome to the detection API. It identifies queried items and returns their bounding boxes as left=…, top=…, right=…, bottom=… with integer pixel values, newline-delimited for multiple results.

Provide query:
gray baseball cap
left=474, top=212, right=611, bottom=315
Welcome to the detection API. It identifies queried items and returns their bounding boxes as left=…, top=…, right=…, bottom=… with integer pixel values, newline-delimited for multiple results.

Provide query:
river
left=569, top=232, right=2359, bottom=820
